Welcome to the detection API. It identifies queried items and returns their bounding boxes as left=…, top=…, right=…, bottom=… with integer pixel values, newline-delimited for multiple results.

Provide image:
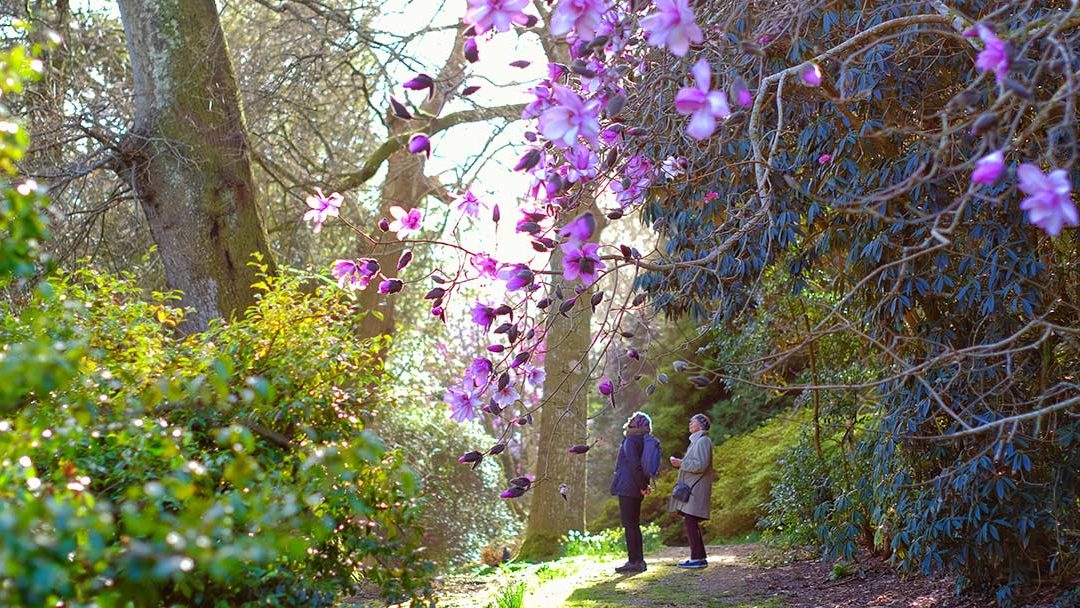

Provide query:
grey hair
left=624, top=411, right=653, bottom=432
left=691, top=413, right=711, bottom=431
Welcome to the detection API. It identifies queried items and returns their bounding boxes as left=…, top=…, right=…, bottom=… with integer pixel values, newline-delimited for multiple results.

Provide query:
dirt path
left=430, top=543, right=1025, bottom=608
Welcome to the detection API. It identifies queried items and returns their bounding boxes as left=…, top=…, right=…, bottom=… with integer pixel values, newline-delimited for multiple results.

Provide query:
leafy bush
left=374, top=410, right=523, bottom=565
left=0, top=268, right=433, bottom=607
left=562, top=524, right=663, bottom=559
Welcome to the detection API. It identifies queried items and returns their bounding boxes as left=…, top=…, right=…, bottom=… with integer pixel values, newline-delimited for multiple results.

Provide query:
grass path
left=432, top=543, right=995, bottom=608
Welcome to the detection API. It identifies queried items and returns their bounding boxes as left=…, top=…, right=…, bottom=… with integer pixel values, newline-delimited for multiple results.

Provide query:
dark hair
left=691, top=413, right=711, bottom=431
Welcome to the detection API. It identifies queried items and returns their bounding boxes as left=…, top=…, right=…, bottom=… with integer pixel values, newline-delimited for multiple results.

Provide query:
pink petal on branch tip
left=640, top=0, right=703, bottom=57
left=598, top=376, right=614, bottom=396
left=407, top=133, right=431, bottom=157
left=464, top=37, right=479, bottom=63
left=970, top=151, right=1005, bottom=185
left=800, top=63, right=823, bottom=86
left=1017, top=163, right=1077, bottom=237
left=818, top=153, right=832, bottom=165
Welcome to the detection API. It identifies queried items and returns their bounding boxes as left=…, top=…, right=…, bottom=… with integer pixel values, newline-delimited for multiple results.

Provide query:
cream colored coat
left=668, top=430, right=714, bottom=519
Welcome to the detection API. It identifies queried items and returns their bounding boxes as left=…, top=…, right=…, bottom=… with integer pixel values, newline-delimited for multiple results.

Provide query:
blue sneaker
left=677, top=559, right=708, bottom=569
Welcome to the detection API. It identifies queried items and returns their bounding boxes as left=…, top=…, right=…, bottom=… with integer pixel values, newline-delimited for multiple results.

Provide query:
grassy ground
left=427, top=541, right=991, bottom=608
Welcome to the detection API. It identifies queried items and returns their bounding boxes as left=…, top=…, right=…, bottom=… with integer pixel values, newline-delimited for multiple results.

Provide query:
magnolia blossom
left=466, top=357, right=494, bottom=386
left=640, top=0, right=703, bottom=57
left=598, top=377, right=614, bottom=396
left=971, top=151, right=1005, bottom=185
left=497, top=263, right=535, bottom=291
left=550, top=0, right=608, bottom=40
left=965, top=24, right=1009, bottom=82
left=661, top=156, right=687, bottom=180
left=522, top=365, right=546, bottom=387
left=801, top=63, right=823, bottom=86
left=732, top=77, right=752, bottom=107
left=561, top=242, right=605, bottom=284
left=565, top=146, right=599, bottom=183
left=445, top=386, right=485, bottom=422
left=492, top=384, right=521, bottom=407
left=331, top=258, right=379, bottom=290
left=522, top=83, right=554, bottom=119
left=675, top=59, right=731, bottom=140
left=464, top=0, right=531, bottom=34
left=407, top=133, right=431, bottom=157
left=558, top=212, right=596, bottom=244
left=454, top=190, right=484, bottom=218
left=388, top=205, right=423, bottom=239
left=471, top=253, right=499, bottom=279
left=1017, top=163, right=1077, bottom=236
left=538, top=85, right=602, bottom=148
left=471, top=301, right=497, bottom=330
left=303, top=188, right=343, bottom=234
left=817, top=153, right=833, bottom=165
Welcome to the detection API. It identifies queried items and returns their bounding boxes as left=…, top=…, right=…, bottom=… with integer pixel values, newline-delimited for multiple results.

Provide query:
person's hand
left=670, top=456, right=682, bottom=468
left=641, top=487, right=652, bottom=496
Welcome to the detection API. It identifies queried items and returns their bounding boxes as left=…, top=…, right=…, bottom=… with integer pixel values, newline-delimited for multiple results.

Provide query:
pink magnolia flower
left=522, top=365, right=546, bottom=386
left=558, top=212, right=597, bottom=244
left=1017, top=163, right=1076, bottom=236
left=800, top=63, right=823, bottom=86
left=497, top=263, right=535, bottom=291
left=965, top=24, right=1009, bottom=82
left=675, top=59, right=731, bottom=140
left=387, top=205, right=423, bottom=239
left=471, top=301, right=497, bottom=330
left=640, top=0, right=703, bottom=57
left=971, top=151, right=1005, bottom=185
left=467, top=357, right=494, bottom=386
left=732, top=77, right=753, bottom=107
left=454, top=190, right=485, bottom=218
left=561, top=242, right=605, bottom=284
left=471, top=253, right=499, bottom=279
left=407, top=133, right=431, bottom=157
left=464, top=0, right=531, bottom=34
left=817, top=153, right=832, bottom=165
left=445, top=386, right=485, bottom=422
left=661, top=156, right=687, bottom=180
left=303, top=188, right=343, bottom=234
left=492, top=384, right=521, bottom=407
left=564, top=146, right=599, bottom=183
left=598, top=376, right=614, bottom=396
left=538, top=85, right=602, bottom=148
left=550, top=0, right=608, bottom=40
left=330, top=258, right=379, bottom=290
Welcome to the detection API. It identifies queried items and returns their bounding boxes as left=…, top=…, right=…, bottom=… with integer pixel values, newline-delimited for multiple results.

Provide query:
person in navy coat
left=609, top=411, right=661, bottom=573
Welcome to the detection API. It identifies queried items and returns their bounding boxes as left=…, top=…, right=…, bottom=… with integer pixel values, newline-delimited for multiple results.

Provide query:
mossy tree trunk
left=518, top=214, right=605, bottom=560
left=116, top=0, right=275, bottom=333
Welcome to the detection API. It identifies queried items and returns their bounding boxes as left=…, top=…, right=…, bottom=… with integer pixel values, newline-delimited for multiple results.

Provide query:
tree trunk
left=517, top=236, right=596, bottom=560
left=116, top=0, right=275, bottom=333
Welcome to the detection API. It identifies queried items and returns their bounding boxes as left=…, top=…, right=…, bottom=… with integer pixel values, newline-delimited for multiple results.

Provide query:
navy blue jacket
left=610, top=432, right=650, bottom=497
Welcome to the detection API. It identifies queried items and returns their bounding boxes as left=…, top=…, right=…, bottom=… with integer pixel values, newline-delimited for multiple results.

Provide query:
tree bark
left=116, top=0, right=275, bottom=333
left=517, top=222, right=601, bottom=560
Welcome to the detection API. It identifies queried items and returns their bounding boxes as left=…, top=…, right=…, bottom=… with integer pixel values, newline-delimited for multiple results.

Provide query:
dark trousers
left=683, top=512, right=706, bottom=560
left=618, top=495, right=644, bottom=563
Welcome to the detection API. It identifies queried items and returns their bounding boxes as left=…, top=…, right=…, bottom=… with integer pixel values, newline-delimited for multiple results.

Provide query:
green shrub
left=375, top=410, right=522, bottom=565
left=0, top=268, right=433, bottom=607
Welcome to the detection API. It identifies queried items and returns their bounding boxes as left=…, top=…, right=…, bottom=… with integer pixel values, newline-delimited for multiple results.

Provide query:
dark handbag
left=671, top=475, right=702, bottom=502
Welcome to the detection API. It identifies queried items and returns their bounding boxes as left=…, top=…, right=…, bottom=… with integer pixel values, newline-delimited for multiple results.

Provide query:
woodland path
left=429, top=543, right=1049, bottom=608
